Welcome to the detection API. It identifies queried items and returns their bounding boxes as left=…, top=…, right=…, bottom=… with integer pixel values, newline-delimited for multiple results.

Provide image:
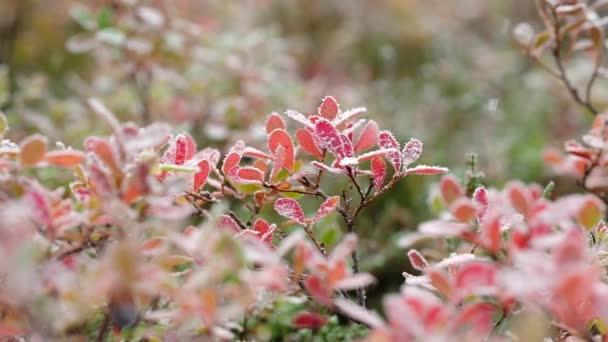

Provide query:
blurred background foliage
left=0, top=0, right=593, bottom=309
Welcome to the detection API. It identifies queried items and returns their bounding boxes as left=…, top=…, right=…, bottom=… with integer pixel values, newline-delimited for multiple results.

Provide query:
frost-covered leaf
left=334, top=299, right=385, bottom=329
left=313, top=119, right=342, bottom=155
left=311, top=196, right=340, bottom=224
left=222, top=151, right=242, bottom=176
left=318, top=96, right=340, bottom=120
left=402, top=138, right=423, bottom=167
left=407, top=249, right=430, bottom=272
left=334, top=273, right=375, bottom=290
left=274, top=198, right=306, bottom=225
left=406, top=165, right=449, bottom=175
left=217, top=215, right=241, bottom=233
left=268, top=129, right=294, bottom=171
left=285, top=110, right=314, bottom=129
left=378, top=131, right=402, bottom=171
left=371, top=156, right=387, bottom=191
left=193, top=159, right=211, bottom=191
left=265, top=112, right=286, bottom=133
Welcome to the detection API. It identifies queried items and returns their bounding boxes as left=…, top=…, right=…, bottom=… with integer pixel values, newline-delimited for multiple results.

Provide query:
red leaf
left=84, top=136, right=120, bottom=175
left=193, top=159, right=211, bottom=191
left=293, top=312, right=328, bottom=329
left=217, top=215, right=241, bottom=234
left=402, top=138, right=423, bottom=166
left=274, top=198, right=306, bottom=225
left=406, top=165, right=449, bottom=175
left=235, top=166, right=264, bottom=183
left=449, top=198, right=478, bottom=223
left=439, top=175, right=464, bottom=205
left=252, top=219, right=275, bottom=246
left=479, top=214, right=501, bottom=253
left=44, top=150, right=85, bottom=167
left=304, top=275, right=333, bottom=306
left=454, top=262, right=496, bottom=298
left=267, top=129, right=295, bottom=171
left=370, top=156, right=387, bottom=190
left=266, top=112, right=286, bottom=134
left=354, top=120, right=379, bottom=152
left=377, top=131, right=402, bottom=171
left=243, top=146, right=273, bottom=160
left=88, top=160, right=115, bottom=196
left=318, top=96, right=339, bottom=120
left=311, top=196, right=340, bottom=224
left=505, top=181, right=531, bottom=216
left=296, top=128, right=324, bottom=158
left=222, top=152, right=241, bottom=176
left=25, top=183, right=52, bottom=227
left=407, top=249, right=430, bottom=272
left=313, top=119, right=342, bottom=155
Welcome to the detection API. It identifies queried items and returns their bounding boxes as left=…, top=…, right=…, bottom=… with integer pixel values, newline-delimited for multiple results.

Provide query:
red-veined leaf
left=313, top=119, right=342, bottom=155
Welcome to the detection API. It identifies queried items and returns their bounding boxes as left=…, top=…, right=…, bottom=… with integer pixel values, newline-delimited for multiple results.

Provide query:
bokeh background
left=0, top=0, right=593, bottom=309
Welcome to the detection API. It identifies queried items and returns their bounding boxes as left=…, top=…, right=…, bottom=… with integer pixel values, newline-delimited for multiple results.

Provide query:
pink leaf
left=402, top=138, right=423, bottom=167
left=311, top=196, right=340, bottom=224
left=313, top=119, right=342, bottom=155
left=24, top=183, right=52, bottom=227
left=88, top=159, right=115, bottom=196
left=84, top=136, right=120, bottom=175
left=265, top=112, right=286, bottom=134
left=293, top=312, right=328, bottom=329
left=267, top=129, right=295, bottom=171
left=407, top=249, right=430, bottom=272
left=353, top=120, right=379, bottom=152
left=336, top=134, right=354, bottom=160
left=418, top=220, right=469, bottom=237
left=371, top=156, right=387, bottom=191
left=318, top=96, right=339, bottom=120
left=406, top=165, right=449, bottom=175
left=274, top=198, right=306, bottom=225
left=222, top=151, right=242, bottom=176
left=296, top=128, right=324, bottom=158
left=217, top=215, right=241, bottom=234
left=472, top=187, right=489, bottom=221
left=378, top=131, right=402, bottom=172
left=193, top=159, right=211, bottom=191
left=439, top=175, right=463, bottom=205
